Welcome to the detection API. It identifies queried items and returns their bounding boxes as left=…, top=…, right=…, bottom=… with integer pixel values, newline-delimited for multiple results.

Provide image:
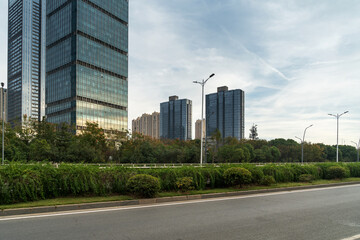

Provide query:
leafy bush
left=326, top=166, right=349, bottom=179
left=346, top=163, right=360, bottom=177
left=126, top=174, right=160, bottom=198
left=262, top=164, right=295, bottom=182
left=290, top=164, right=321, bottom=181
left=242, top=165, right=264, bottom=184
left=223, top=167, right=252, bottom=187
left=261, top=175, right=276, bottom=186
left=298, top=174, right=314, bottom=182
left=176, top=177, right=195, bottom=192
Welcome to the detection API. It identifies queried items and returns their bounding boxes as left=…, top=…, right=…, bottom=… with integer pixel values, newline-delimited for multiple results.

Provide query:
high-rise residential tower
left=206, top=86, right=245, bottom=140
left=132, top=112, right=160, bottom=139
left=46, top=0, right=128, bottom=132
left=160, top=96, right=192, bottom=140
left=7, top=0, right=46, bottom=123
left=195, top=119, right=205, bottom=140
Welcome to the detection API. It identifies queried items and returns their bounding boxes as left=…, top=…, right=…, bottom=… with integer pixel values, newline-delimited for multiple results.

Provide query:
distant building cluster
left=132, top=112, right=160, bottom=139
left=133, top=86, right=245, bottom=141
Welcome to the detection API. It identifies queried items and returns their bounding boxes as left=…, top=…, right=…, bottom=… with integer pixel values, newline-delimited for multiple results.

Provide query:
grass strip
left=1, top=178, right=360, bottom=210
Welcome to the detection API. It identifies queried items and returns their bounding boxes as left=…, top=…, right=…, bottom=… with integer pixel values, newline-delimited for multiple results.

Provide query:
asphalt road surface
left=1, top=184, right=360, bottom=240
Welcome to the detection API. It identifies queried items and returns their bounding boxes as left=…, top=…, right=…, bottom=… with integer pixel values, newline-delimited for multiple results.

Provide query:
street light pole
left=1, top=82, right=4, bottom=165
left=193, top=73, right=215, bottom=165
left=351, top=139, right=360, bottom=163
left=295, top=124, right=313, bottom=164
left=204, top=111, right=215, bottom=164
left=329, top=111, right=349, bottom=162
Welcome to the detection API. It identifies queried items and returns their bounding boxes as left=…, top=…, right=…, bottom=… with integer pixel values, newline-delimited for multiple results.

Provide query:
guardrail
left=0, top=162, right=346, bottom=169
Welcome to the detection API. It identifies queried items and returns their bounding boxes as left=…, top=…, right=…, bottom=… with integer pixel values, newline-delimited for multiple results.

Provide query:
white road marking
left=341, top=234, right=360, bottom=240
left=1, top=183, right=359, bottom=222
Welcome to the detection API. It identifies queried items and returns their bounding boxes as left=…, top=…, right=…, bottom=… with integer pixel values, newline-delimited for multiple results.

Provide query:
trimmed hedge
left=126, top=174, right=160, bottom=198
left=224, top=167, right=252, bottom=187
left=176, top=177, right=195, bottom=192
left=1, top=163, right=360, bottom=204
left=326, top=166, right=349, bottom=179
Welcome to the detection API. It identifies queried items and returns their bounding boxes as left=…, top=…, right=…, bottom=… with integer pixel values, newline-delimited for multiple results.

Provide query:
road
left=1, top=185, right=360, bottom=240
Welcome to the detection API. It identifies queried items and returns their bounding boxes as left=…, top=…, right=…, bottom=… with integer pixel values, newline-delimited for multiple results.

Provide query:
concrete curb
left=1, top=181, right=360, bottom=217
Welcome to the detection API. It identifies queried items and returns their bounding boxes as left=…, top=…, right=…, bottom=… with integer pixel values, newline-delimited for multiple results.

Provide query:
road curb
left=1, top=181, right=360, bottom=217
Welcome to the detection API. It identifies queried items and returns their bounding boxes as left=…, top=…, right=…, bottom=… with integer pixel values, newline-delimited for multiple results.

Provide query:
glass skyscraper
left=46, top=0, right=128, bottom=132
left=160, top=96, right=192, bottom=140
left=7, top=0, right=46, bottom=123
left=206, top=86, right=245, bottom=140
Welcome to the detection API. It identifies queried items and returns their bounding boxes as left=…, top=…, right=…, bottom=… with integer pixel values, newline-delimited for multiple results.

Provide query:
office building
left=0, top=87, right=8, bottom=122
left=46, top=0, right=128, bottom=132
left=206, top=86, right=245, bottom=140
left=132, top=112, right=160, bottom=139
left=160, top=96, right=192, bottom=140
left=7, top=0, right=46, bottom=123
left=195, top=119, right=205, bottom=140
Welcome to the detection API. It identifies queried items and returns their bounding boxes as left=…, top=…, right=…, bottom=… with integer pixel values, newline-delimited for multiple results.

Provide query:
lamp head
left=1, top=82, right=3, bottom=88
left=209, top=73, right=215, bottom=78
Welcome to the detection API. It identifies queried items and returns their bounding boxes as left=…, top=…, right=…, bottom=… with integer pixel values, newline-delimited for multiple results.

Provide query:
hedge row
left=0, top=163, right=359, bottom=204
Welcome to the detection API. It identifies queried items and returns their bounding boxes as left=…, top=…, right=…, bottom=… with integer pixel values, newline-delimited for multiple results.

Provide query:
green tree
left=29, top=139, right=52, bottom=162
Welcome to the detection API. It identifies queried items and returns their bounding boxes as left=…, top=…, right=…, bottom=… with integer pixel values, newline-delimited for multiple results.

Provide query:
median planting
left=0, top=162, right=360, bottom=205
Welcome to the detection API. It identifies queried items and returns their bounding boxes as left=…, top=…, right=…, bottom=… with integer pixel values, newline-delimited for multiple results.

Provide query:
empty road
left=1, top=184, right=360, bottom=240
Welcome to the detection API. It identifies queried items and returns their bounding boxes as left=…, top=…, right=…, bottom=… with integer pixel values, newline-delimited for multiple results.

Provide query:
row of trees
left=0, top=117, right=358, bottom=163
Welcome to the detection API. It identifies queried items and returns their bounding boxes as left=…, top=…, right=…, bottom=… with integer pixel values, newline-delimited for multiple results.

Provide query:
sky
left=0, top=0, right=359, bottom=145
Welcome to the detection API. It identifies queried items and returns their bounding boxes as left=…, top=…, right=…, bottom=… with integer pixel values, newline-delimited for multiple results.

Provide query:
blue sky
left=1, top=0, right=359, bottom=145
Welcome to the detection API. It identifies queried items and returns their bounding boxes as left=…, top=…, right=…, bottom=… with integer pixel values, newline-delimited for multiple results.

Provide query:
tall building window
left=206, top=86, right=245, bottom=140
left=46, top=0, right=128, bottom=132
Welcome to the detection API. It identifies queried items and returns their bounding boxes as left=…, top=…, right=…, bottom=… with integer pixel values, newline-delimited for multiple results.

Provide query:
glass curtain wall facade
left=46, top=0, right=128, bottom=132
left=8, top=0, right=45, bottom=123
left=206, top=87, right=245, bottom=140
left=160, top=96, right=192, bottom=140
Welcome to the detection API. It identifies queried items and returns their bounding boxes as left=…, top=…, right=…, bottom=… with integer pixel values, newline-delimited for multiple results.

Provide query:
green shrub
left=224, top=167, right=252, bottom=187
left=261, top=175, right=276, bottom=186
left=126, top=174, right=160, bottom=198
left=315, top=163, right=342, bottom=179
left=298, top=174, right=314, bottom=182
left=262, top=164, right=295, bottom=182
left=346, top=163, right=360, bottom=177
left=290, top=164, right=321, bottom=181
left=327, top=166, right=349, bottom=179
left=176, top=177, right=195, bottom=192
left=242, top=165, right=264, bottom=184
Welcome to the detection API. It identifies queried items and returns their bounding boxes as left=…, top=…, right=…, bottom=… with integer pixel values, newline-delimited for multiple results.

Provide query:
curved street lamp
left=351, top=139, right=360, bottom=163
left=328, top=111, right=349, bottom=162
left=193, top=73, right=215, bottom=165
left=295, top=124, right=313, bottom=164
